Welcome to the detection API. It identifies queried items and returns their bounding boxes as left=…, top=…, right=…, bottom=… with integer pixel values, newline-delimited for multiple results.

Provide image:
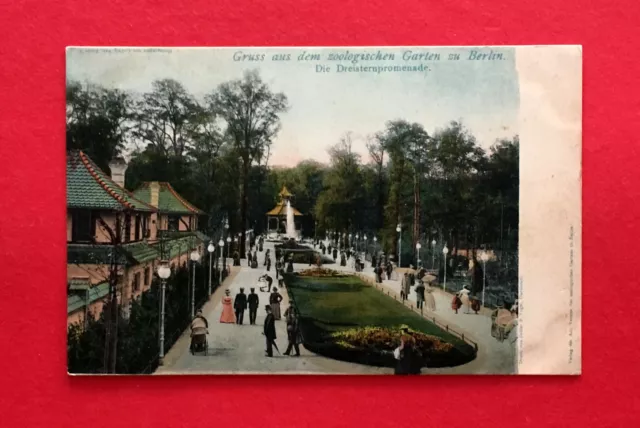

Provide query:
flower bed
left=301, top=325, right=473, bottom=368
left=297, top=267, right=349, bottom=278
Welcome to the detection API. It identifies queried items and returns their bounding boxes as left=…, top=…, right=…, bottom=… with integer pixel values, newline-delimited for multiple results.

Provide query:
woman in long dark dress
left=269, top=287, right=283, bottom=320
left=393, top=335, right=422, bottom=375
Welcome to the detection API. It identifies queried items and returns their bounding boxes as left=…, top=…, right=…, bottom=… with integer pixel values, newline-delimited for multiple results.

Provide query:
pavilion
left=266, top=186, right=303, bottom=236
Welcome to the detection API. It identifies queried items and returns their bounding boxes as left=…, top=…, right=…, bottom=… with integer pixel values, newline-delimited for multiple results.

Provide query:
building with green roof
left=66, top=151, right=208, bottom=328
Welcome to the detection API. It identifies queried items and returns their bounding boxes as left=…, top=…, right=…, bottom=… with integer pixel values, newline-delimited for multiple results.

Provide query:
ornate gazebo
left=266, top=186, right=303, bottom=236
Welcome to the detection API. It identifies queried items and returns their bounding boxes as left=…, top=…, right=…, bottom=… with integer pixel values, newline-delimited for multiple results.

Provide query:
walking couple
left=263, top=303, right=303, bottom=357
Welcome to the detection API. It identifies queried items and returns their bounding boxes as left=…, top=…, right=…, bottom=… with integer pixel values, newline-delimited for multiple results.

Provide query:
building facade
left=66, top=151, right=206, bottom=327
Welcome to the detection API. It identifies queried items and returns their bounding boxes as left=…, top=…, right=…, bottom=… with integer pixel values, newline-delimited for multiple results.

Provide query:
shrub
left=67, top=261, right=228, bottom=374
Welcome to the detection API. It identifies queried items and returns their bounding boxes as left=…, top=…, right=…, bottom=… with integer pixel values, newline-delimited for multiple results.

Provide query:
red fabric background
left=0, top=1, right=637, bottom=426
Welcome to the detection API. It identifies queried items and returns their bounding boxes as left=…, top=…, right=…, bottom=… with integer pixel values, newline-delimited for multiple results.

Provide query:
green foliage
left=66, top=81, right=131, bottom=172
left=67, top=262, right=227, bottom=374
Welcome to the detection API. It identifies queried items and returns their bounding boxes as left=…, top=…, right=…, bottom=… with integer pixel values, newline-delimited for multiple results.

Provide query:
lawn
left=285, top=274, right=476, bottom=368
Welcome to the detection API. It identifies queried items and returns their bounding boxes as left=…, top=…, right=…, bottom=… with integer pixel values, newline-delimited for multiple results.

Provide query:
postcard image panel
left=65, top=45, right=581, bottom=375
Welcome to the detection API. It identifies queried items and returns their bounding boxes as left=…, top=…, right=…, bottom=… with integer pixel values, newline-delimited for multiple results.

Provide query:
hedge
left=67, top=261, right=227, bottom=374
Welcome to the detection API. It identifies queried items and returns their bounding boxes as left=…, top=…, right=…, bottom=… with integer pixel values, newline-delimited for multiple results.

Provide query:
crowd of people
left=190, top=234, right=304, bottom=358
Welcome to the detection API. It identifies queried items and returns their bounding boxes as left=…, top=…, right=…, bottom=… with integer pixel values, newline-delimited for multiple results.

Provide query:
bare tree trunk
left=240, top=158, right=249, bottom=258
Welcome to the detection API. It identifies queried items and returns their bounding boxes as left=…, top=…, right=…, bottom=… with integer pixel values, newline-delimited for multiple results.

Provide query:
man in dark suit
left=234, top=288, right=247, bottom=325
left=263, top=305, right=278, bottom=357
left=247, top=288, right=259, bottom=325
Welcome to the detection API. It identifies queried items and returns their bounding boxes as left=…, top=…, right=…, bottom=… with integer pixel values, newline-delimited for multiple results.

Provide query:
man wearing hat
left=247, top=288, right=259, bottom=325
left=263, top=305, right=278, bottom=357
left=414, top=278, right=426, bottom=309
left=234, top=288, right=247, bottom=325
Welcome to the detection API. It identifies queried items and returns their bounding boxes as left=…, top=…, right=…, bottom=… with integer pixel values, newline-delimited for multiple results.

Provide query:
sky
left=66, top=47, right=520, bottom=167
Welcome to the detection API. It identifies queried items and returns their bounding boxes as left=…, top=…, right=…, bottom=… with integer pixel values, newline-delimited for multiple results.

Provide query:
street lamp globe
left=442, top=245, right=449, bottom=255
left=480, top=251, right=489, bottom=263
left=233, top=237, right=238, bottom=243
left=416, top=242, right=421, bottom=250
left=373, top=236, right=377, bottom=242
left=207, top=243, right=215, bottom=253
left=190, top=250, right=201, bottom=262
left=431, top=239, right=436, bottom=247
left=218, top=239, right=224, bottom=248
left=349, top=233, right=352, bottom=239
left=364, top=235, right=367, bottom=241
left=396, top=224, right=401, bottom=233
left=157, top=262, right=171, bottom=279
left=226, top=236, right=231, bottom=243
left=356, top=234, right=359, bottom=239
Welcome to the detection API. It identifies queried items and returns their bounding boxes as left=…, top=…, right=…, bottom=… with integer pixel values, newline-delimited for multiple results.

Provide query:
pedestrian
left=470, top=254, right=485, bottom=297
left=234, top=288, right=247, bottom=324
left=220, top=289, right=236, bottom=323
left=375, top=264, right=383, bottom=283
left=459, top=285, right=471, bottom=314
left=393, top=333, right=422, bottom=375
left=415, top=279, right=425, bottom=309
left=247, top=251, right=253, bottom=266
left=263, top=305, right=278, bottom=357
left=283, top=305, right=302, bottom=356
left=402, top=272, right=411, bottom=301
left=247, top=288, right=259, bottom=325
left=275, top=259, right=282, bottom=279
left=424, top=277, right=437, bottom=312
left=266, top=256, right=272, bottom=272
left=259, top=274, right=273, bottom=292
left=270, top=287, right=283, bottom=320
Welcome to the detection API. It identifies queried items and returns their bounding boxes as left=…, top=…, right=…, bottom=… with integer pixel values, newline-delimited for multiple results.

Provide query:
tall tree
left=208, top=70, right=288, bottom=257
left=430, top=121, right=486, bottom=256
left=366, top=135, right=387, bottom=231
left=131, top=79, right=201, bottom=158
left=377, top=120, right=429, bottom=261
left=66, top=81, right=131, bottom=171
left=315, top=133, right=365, bottom=235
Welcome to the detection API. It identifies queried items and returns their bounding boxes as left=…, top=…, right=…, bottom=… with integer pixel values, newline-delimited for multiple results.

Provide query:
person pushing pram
left=258, top=274, right=273, bottom=293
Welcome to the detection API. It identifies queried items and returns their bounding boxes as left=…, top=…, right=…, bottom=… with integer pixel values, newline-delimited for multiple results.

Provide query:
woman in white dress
left=458, top=286, right=471, bottom=314
left=425, top=281, right=436, bottom=312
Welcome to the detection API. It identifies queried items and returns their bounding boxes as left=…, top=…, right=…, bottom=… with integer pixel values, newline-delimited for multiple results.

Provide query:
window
left=144, top=266, right=151, bottom=286
left=133, top=272, right=141, bottom=293
left=168, top=216, right=180, bottom=231
left=134, top=215, right=141, bottom=241
left=124, top=214, right=132, bottom=243
left=142, top=215, right=149, bottom=238
left=71, top=210, right=96, bottom=243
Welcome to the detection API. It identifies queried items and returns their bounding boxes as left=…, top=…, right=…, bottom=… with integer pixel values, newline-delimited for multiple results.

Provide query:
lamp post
left=443, top=245, right=449, bottom=293
left=218, top=239, right=224, bottom=284
left=416, top=242, right=422, bottom=269
left=355, top=234, right=359, bottom=253
left=190, top=250, right=201, bottom=318
left=363, top=234, right=368, bottom=258
left=207, top=242, right=214, bottom=295
left=480, top=251, right=489, bottom=308
left=373, top=236, right=377, bottom=256
left=396, top=224, right=402, bottom=267
left=157, top=261, right=171, bottom=365
left=226, top=236, right=231, bottom=266
left=431, top=239, right=436, bottom=270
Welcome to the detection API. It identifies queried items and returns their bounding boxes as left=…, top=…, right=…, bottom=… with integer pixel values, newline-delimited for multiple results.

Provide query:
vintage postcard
left=65, top=45, right=581, bottom=375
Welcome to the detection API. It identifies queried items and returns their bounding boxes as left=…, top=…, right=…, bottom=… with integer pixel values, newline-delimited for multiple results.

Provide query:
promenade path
left=156, top=242, right=515, bottom=374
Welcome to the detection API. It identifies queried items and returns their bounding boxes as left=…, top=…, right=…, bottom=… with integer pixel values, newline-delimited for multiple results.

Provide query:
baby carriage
left=258, top=276, right=272, bottom=293
left=491, top=308, right=517, bottom=342
left=190, top=318, right=209, bottom=355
